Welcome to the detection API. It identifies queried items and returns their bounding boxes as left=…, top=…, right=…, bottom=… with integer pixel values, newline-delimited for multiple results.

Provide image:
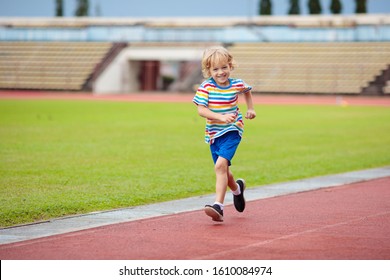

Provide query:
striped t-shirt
left=193, top=77, right=252, bottom=144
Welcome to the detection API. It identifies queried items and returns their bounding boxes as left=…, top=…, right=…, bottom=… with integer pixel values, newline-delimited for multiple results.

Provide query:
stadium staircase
left=0, top=41, right=125, bottom=91
left=362, top=65, right=390, bottom=95
left=228, top=42, right=390, bottom=95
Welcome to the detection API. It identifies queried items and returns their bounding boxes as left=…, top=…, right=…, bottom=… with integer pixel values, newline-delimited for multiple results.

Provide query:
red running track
left=1, top=177, right=389, bottom=260
left=1, top=90, right=390, bottom=106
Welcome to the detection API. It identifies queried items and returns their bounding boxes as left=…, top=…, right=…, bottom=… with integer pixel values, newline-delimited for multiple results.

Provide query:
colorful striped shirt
left=193, top=78, right=252, bottom=144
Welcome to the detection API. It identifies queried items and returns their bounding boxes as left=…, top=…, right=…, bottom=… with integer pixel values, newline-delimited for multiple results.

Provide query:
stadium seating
left=228, top=42, right=390, bottom=94
left=0, top=42, right=112, bottom=90
left=1, top=41, right=389, bottom=95
left=385, top=83, right=390, bottom=94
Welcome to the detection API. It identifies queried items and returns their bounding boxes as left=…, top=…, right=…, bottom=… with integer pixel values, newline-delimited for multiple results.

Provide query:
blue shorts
left=210, top=131, right=242, bottom=166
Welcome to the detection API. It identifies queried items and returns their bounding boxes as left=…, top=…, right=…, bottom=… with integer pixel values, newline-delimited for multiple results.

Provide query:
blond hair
left=201, top=46, right=236, bottom=78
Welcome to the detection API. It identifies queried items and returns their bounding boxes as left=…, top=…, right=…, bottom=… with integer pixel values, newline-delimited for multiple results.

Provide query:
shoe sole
left=235, top=178, right=246, bottom=212
left=237, top=178, right=246, bottom=192
left=204, top=206, right=223, bottom=222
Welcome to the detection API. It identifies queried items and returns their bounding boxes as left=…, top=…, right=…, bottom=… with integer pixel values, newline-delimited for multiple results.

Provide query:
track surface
left=1, top=91, right=390, bottom=107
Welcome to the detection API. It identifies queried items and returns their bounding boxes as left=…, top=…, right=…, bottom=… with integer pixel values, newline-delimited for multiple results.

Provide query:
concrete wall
left=93, top=46, right=205, bottom=94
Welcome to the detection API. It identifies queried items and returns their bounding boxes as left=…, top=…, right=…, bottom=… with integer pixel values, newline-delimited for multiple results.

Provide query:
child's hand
left=245, top=109, right=256, bottom=120
left=220, top=113, right=236, bottom=123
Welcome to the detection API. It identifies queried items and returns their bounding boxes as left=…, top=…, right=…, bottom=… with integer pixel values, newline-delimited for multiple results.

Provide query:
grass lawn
left=1, top=98, right=390, bottom=227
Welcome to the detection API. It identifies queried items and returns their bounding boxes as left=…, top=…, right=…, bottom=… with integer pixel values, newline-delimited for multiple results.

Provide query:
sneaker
left=233, top=179, right=246, bottom=212
left=204, top=204, right=224, bottom=222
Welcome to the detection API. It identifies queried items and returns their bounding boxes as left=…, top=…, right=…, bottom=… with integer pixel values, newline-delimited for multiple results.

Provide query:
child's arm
left=197, top=105, right=236, bottom=123
left=244, top=90, right=256, bottom=119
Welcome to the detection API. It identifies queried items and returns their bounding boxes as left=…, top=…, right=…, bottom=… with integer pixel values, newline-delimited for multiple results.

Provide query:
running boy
left=193, top=46, right=256, bottom=222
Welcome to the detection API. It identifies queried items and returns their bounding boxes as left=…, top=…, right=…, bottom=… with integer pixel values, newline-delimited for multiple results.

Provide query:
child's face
left=210, top=60, right=231, bottom=87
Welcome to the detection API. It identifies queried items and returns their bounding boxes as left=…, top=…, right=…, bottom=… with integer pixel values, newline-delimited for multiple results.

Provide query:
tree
left=330, top=0, right=342, bottom=14
left=308, top=0, right=322, bottom=14
left=288, top=0, right=300, bottom=15
left=355, top=0, right=367, bottom=13
left=259, top=0, right=272, bottom=15
left=75, top=0, right=89, bottom=17
left=55, top=0, right=63, bottom=17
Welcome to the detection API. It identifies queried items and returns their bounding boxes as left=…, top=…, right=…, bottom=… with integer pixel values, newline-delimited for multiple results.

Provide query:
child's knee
left=214, top=157, right=229, bottom=173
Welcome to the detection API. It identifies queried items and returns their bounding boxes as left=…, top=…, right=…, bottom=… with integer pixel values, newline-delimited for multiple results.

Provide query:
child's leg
left=214, top=158, right=241, bottom=203
left=214, top=157, right=230, bottom=204
left=227, top=168, right=238, bottom=192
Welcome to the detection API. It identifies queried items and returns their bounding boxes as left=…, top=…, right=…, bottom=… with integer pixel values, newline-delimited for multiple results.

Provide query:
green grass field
left=1, top=98, right=390, bottom=227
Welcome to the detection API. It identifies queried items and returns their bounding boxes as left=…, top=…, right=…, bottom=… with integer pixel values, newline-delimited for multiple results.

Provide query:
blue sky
left=0, top=0, right=389, bottom=17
